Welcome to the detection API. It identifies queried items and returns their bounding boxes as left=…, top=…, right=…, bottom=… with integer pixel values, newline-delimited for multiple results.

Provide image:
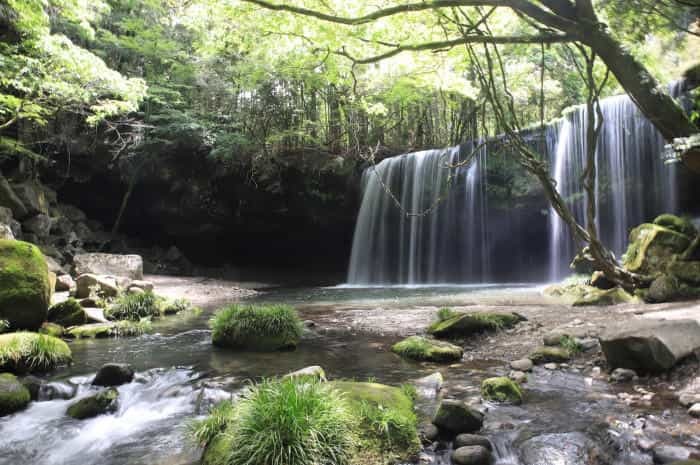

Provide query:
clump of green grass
left=189, top=400, right=235, bottom=446
left=211, top=304, right=303, bottom=350
left=112, top=319, right=153, bottom=337
left=436, top=307, right=458, bottom=322
left=0, top=331, right=72, bottom=373
left=161, top=298, right=197, bottom=315
left=196, top=378, right=356, bottom=465
left=559, top=335, right=582, bottom=355
left=106, top=291, right=160, bottom=321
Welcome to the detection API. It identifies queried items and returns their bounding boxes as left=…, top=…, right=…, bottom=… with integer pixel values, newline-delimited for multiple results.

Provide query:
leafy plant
left=112, top=319, right=152, bottom=337
left=436, top=307, right=458, bottom=322
left=106, top=291, right=160, bottom=321
left=188, top=400, right=235, bottom=446
left=559, top=335, right=582, bottom=355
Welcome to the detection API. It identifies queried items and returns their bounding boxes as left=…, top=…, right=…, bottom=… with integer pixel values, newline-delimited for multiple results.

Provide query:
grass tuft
left=189, top=400, right=235, bottom=446
left=0, top=331, right=72, bottom=373
left=559, top=335, right=582, bottom=354
left=437, top=307, right=458, bottom=322
left=106, top=291, right=161, bottom=321
left=211, top=304, right=303, bottom=350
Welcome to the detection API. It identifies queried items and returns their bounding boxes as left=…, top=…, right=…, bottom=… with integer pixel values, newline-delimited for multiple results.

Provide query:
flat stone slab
left=73, top=253, right=143, bottom=280
left=83, top=307, right=109, bottom=324
left=600, top=318, right=700, bottom=373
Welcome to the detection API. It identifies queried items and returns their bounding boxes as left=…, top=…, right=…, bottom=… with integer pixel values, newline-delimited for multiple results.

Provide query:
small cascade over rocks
left=347, top=84, right=688, bottom=285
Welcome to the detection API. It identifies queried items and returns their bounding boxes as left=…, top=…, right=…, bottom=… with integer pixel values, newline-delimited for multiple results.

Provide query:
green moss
left=437, top=307, right=459, bottom=322
left=529, top=346, right=571, bottom=364
left=0, top=372, right=31, bottom=416
left=653, top=214, right=697, bottom=237
left=48, top=298, right=86, bottom=327
left=66, top=388, right=119, bottom=419
left=669, top=260, right=700, bottom=285
left=558, top=335, right=582, bottom=354
left=572, top=287, right=638, bottom=306
left=481, top=377, right=522, bottom=404
left=65, top=323, right=116, bottom=339
left=427, top=312, right=521, bottom=338
left=0, top=331, right=72, bottom=373
left=333, top=381, right=420, bottom=465
left=39, top=322, right=64, bottom=337
left=211, top=304, right=303, bottom=351
left=0, top=240, right=50, bottom=330
left=622, top=224, right=691, bottom=275
left=391, top=336, right=463, bottom=362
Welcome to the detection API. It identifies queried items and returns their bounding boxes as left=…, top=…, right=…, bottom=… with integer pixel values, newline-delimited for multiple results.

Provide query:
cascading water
left=347, top=143, right=490, bottom=285
left=347, top=85, right=686, bottom=285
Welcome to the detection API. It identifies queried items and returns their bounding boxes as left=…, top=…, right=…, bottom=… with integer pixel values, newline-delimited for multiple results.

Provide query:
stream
left=0, top=284, right=696, bottom=465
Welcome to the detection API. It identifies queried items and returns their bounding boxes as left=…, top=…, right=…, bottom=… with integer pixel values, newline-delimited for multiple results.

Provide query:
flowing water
left=348, top=85, right=688, bottom=285
left=0, top=284, right=694, bottom=465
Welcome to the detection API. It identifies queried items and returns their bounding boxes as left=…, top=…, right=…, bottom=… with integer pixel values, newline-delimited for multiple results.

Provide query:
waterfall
left=348, top=85, right=686, bottom=286
left=347, top=143, right=490, bottom=285
left=547, top=85, right=686, bottom=280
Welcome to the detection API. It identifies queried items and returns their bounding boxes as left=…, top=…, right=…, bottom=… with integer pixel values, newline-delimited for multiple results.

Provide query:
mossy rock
left=332, top=381, right=420, bottom=464
left=392, top=336, right=463, bottom=362
left=481, top=377, right=522, bottom=404
left=0, top=372, right=31, bottom=416
left=39, top=322, right=64, bottom=337
left=48, top=298, right=86, bottom=327
left=66, top=387, right=119, bottom=419
left=211, top=304, right=303, bottom=351
left=529, top=346, right=571, bottom=364
left=572, top=287, right=638, bottom=307
left=427, top=312, right=522, bottom=339
left=653, top=214, right=697, bottom=238
left=0, top=332, right=72, bottom=373
left=622, top=224, right=691, bottom=275
left=432, top=399, right=484, bottom=435
left=65, top=323, right=116, bottom=339
left=0, top=239, right=50, bottom=330
left=668, top=260, right=700, bottom=285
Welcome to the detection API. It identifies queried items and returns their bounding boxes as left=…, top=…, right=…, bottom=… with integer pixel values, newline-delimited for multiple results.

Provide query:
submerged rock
left=520, top=432, right=600, bottom=465
left=432, top=399, right=484, bottom=435
left=392, top=336, right=463, bottom=362
left=66, top=388, right=119, bottom=419
left=600, top=319, right=700, bottom=373
left=427, top=312, right=522, bottom=338
left=0, top=373, right=31, bottom=416
left=481, top=377, right=522, bottom=404
left=0, top=239, right=51, bottom=330
left=92, top=363, right=134, bottom=387
left=510, top=358, right=533, bottom=372
left=451, top=445, right=491, bottom=465
left=73, top=253, right=143, bottom=280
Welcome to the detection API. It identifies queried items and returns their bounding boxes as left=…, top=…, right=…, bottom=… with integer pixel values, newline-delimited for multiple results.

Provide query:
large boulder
left=73, top=253, right=143, bottom=280
left=75, top=274, right=119, bottom=298
left=432, top=400, right=484, bottom=435
left=0, top=373, right=31, bottom=416
left=622, top=223, right=691, bottom=275
left=66, top=388, right=119, bottom=419
left=600, top=319, right=700, bottom=373
left=0, top=239, right=50, bottom=330
left=519, top=432, right=602, bottom=465
left=427, top=312, right=522, bottom=338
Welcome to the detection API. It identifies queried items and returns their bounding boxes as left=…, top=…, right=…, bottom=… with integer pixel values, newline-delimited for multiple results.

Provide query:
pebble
left=689, top=403, right=700, bottom=418
left=678, top=392, right=700, bottom=407
left=544, top=363, right=558, bottom=370
left=451, top=445, right=492, bottom=465
left=610, top=368, right=638, bottom=383
left=509, top=370, right=527, bottom=383
left=509, top=359, right=533, bottom=372
left=454, top=433, right=492, bottom=450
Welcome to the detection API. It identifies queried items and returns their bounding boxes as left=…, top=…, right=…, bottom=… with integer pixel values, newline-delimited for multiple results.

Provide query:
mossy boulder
left=39, top=322, right=64, bottom=337
left=622, top=224, right=691, bottom=275
left=646, top=275, right=682, bottom=303
left=572, top=287, right=638, bottom=307
left=211, top=304, right=303, bottom=351
left=65, top=323, right=116, bottom=339
left=0, top=372, right=31, bottom=416
left=653, top=214, right=697, bottom=238
left=66, top=387, right=119, bottom=419
left=48, top=298, right=87, bottom=327
left=0, top=239, right=51, bottom=330
left=392, top=336, right=463, bottom=362
left=668, top=260, right=700, bottom=285
left=529, top=346, right=571, bottom=364
left=481, top=377, right=523, bottom=404
left=427, top=312, right=522, bottom=339
left=0, top=332, right=72, bottom=373
left=432, top=399, right=484, bottom=435
left=332, top=381, right=420, bottom=464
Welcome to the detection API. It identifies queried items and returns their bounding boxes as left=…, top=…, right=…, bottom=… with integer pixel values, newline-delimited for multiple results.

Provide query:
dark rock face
left=92, top=363, right=135, bottom=387
left=600, top=319, right=700, bottom=373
